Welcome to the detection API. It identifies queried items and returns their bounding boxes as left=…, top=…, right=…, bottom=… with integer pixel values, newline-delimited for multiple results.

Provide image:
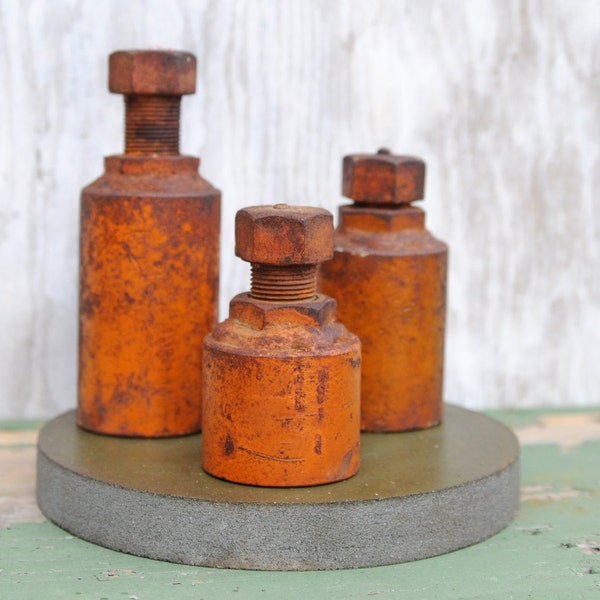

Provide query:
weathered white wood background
left=0, top=0, right=598, bottom=418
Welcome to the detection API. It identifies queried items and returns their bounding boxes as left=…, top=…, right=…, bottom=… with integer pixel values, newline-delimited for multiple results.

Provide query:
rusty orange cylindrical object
left=319, top=151, right=447, bottom=432
left=202, top=295, right=361, bottom=487
left=77, top=51, right=220, bottom=437
left=202, top=205, right=361, bottom=487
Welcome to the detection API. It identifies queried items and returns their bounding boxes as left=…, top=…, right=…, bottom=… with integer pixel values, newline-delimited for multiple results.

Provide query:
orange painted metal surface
left=77, top=51, right=220, bottom=437
left=202, top=205, right=361, bottom=487
left=319, top=150, right=447, bottom=432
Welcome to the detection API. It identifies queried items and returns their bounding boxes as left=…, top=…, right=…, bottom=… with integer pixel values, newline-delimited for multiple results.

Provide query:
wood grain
left=0, top=0, right=598, bottom=418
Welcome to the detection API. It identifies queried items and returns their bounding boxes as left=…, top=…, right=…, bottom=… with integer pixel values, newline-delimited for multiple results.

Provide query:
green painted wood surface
left=1, top=408, right=599, bottom=599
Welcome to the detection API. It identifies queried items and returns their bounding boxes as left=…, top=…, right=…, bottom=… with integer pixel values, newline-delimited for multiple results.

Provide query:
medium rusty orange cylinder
left=77, top=51, right=220, bottom=437
left=202, top=205, right=361, bottom=487
left=319, top=150, right=447, bottom=432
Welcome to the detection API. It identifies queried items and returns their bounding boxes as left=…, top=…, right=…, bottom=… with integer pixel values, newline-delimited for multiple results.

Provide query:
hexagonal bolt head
left=342, top=151, right=426, bottom=204
left=235, top=205, right=334, bottom=266
left=109, top=50, right=196, bottom=96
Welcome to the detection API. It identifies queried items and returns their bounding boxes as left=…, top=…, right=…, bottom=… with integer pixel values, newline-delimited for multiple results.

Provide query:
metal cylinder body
left=202, top=293, right=361, bottom=487
left=319, top=205, right=447, bottom=431
left=77, top=155, right=220, bottom=436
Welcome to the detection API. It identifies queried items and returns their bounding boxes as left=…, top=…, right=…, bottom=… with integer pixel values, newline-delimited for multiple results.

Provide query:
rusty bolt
left=235, top=204, right=334, bottom=302
left=109, top=50, right=196, bottom=96
left=108, top=50, right=196, bottom=155
left=342, top=148, right=426, bottom=204
left=235, top=204, right=333, bottom=266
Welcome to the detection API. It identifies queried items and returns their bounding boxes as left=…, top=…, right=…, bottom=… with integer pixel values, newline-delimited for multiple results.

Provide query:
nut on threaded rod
left=109, top=50, right=196, bottom=156
left=235, top=205, right=334, bottom=303
left=343, top=150, right=426, bottom=205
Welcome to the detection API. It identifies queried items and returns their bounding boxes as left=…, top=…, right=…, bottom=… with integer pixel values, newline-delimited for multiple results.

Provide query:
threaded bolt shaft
left=250, top=264, right=317, bottom=302
left=124, top=95, right=181, bottom=155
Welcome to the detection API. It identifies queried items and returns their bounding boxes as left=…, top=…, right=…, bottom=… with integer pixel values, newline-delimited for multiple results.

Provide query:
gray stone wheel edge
left=36, top=445, right=519, bottom=571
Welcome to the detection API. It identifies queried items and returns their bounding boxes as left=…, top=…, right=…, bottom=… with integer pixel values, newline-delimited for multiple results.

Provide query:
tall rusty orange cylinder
left=319, top=150, right=447, bottom=432
left=202, top=205, right=361, bottom=487
left=77, top=50, right=220, bottom=437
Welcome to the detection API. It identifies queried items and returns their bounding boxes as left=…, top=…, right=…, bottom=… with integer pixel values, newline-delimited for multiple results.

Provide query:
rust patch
left=314, top=434, right=322, bottom=455
left=224, top=434, right=235, bottom=456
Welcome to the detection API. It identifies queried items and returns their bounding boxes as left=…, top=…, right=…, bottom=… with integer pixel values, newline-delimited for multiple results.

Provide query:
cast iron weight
left=319, top=149, right=448, bottom=432
left=77, top=50, right=221, bottom=437
left=202, top=204, right=361, bottom=487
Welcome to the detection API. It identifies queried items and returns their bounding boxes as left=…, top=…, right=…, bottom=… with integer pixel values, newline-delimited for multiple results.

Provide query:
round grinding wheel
left=36, top=405, right=519, bottom=571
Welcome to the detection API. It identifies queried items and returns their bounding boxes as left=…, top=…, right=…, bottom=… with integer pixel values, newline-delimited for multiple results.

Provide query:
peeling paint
left=0, top=444, right=45, bottom=526
left=521, top=484, right=588, bottom=502
left=576, top=540, right=600, bottom=556
left=0, top=430, right=39, bottom=447
left=514, top=413, right=600, bottom=451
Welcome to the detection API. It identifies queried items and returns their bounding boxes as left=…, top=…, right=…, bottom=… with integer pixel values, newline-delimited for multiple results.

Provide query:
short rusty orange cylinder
left=202, top=205, right=361, bottom=487
left=319, top=150, right=447, bottom=432
left=77, top=50, right=220, bottom=437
